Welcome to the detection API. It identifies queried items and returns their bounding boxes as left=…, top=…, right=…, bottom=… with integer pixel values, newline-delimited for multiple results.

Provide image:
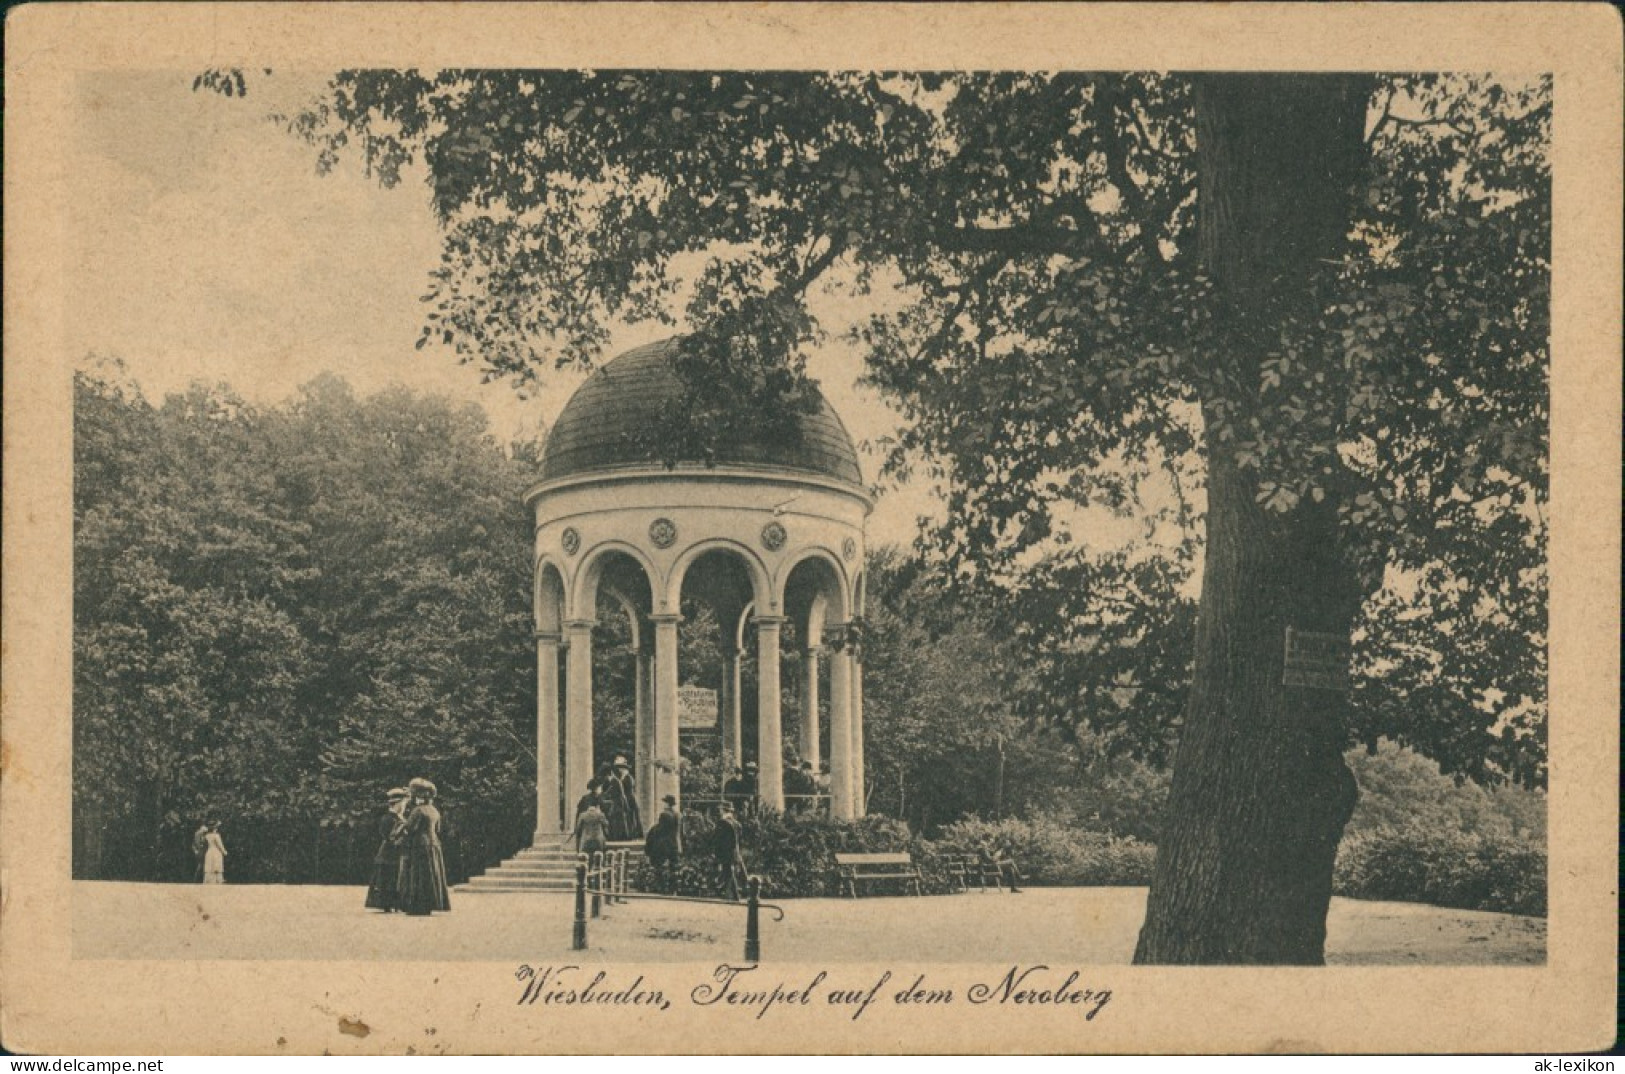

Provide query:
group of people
left=722, top=759, right=830, bottom=816
left=364, top=777, right=452, bottom=916
left=639, top=795, right=747, bottom=901
left=570, top=755, right=643, bottom=849
left=785, top=760, right=830, bottom=811
left=569, top=753, right=750, bottom=901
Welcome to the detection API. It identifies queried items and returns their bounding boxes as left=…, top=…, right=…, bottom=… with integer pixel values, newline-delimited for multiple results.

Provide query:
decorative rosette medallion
left=842, top=537, right=858, bottom=561
left=760, top=521, right=788, bottom=552
left=561, top=527, right=581, bottom=556
left=648, top=517, right=678, bottom=549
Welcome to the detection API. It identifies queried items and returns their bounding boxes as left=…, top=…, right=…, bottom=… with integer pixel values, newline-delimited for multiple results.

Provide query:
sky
left=66, top=70, right=946, bottom=548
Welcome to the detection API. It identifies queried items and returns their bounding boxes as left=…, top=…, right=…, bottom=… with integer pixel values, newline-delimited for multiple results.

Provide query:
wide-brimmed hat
left=386, top=787, right=410, bottom=800
left=662, top=794, right=677, bottom=806
left=743, top=761, right=758, bottom=771
left=408, top=777, right=437, bottom=798
left=612, top=754, right=630, bottom=769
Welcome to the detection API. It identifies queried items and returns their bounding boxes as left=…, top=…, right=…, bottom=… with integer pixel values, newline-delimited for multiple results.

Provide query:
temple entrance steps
left=456, top=835, right=645, bottom=894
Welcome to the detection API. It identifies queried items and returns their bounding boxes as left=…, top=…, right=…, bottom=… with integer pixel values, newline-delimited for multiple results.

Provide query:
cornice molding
left=524, top=464, right=875, bottom=515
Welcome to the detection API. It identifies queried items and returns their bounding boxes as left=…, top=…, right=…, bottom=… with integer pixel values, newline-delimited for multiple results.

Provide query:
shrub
left=931, top=813, right=1155, bottom=887
left=1345, top=741, right=1547, bottom=845
left=1333, top=822, right=1546, bottom=917
left=634, top=809, right=950, bottom=899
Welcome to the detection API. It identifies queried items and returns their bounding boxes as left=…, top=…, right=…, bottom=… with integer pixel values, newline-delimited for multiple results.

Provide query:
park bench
left=944, top=851, right=1024, bottom=893
left=834, top=852, right=923, bottom=897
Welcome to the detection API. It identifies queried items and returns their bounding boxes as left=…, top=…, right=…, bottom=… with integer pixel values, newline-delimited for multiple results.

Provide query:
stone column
left=651, top=614, right=682, bottom=810
left=635, top=644, right=654, bottom=822
left=535, top=632, right=562, bottom=837
left=755, top=617, right=786, bottom=812
left=828, top=634, right=854, bottom=820
left=723, top=648, right=744, bottom=768
left=851, top=648, right=867, bottom=818
left=563, top=619, right=595, bottom=816
left=799, top=647, right=822, bottom=771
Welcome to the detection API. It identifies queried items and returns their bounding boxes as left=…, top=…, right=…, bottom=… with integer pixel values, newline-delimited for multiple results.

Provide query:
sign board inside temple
left=678, top=685, right=719, bottom=730
left=1282, top=626, right=1352, bottom=691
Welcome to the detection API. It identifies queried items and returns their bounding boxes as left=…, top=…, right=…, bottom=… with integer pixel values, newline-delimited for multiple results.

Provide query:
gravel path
left=74, top=882, right=1545, bottom=964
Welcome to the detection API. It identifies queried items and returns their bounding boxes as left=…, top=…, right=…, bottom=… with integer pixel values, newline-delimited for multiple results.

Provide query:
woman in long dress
left=396, top=778, right=451, bottom=916
left=364, top=787, right=410, bottom=911
left=607, top=756, right=641, bottom=841
left=202, top=822, right=227, bottom=884
left=595, top=763, right=628, bottom=842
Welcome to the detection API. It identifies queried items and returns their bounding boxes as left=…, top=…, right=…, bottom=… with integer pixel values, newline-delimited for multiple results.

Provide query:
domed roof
left=540, top=338, right=864, bottom=486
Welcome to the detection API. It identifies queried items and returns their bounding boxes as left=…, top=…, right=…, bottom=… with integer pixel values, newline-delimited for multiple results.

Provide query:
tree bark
left=1133, top=74, right=1370, bottom=965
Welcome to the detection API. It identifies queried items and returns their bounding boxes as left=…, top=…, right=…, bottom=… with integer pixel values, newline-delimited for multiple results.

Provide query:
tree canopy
left=74, top=364, right=539, bottom=877
left=259, top=68, right=1547, bottom=790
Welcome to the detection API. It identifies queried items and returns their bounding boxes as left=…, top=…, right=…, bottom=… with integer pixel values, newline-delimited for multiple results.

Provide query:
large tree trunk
left=1134, top=74, right=1371, bottom=965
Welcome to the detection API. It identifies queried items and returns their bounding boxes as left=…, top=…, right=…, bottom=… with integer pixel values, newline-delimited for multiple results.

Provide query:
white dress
left=202, top=831, right=227, bottom=884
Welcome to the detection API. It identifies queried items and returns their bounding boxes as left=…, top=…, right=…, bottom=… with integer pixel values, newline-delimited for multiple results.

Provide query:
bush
left=931, top=813, right=1155, bottom=887
left=1333, top=822, right=1546, bottom=917
left=634, top=810, right=950, bottom=899
left=1345, top=741, right=1547, bottom=844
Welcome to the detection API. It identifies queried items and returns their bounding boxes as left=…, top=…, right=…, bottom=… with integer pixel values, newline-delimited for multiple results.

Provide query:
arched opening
left=672, top=548, right=758, bottom=808
left=533, top=561, right=568, bottom=835
left=561, top=547, right=656, bottom=836
left=782, top=554, right=856, bottom=817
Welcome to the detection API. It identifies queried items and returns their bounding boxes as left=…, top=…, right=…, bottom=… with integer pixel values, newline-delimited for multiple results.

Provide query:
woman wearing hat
left=605, top=755, right=642, bottom=842
left=396, top=778, right=451, bottom=916
left=594, top=762, right=627, bottom=842
left=364, top=787, right=410, bottom=912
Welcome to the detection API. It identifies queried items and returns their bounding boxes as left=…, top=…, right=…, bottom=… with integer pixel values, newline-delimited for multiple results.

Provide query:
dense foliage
left=74, top=364, right=538, bottom=879
left=932, top=816, right=1156, bottom=888
left=1333, top=825, right=1545, bottom=918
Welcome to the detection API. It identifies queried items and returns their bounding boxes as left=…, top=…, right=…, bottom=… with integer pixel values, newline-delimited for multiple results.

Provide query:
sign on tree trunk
left=1283, top=627, right=1352, bottom=692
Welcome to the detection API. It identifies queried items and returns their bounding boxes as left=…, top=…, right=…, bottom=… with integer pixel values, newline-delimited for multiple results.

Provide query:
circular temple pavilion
left=527, top=338, right=872, bottom=839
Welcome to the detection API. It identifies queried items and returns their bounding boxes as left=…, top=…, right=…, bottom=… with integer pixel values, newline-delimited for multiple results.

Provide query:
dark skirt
left=364, top=856, right=401, bottom=911
left=397, top=843, right=451, bottom=915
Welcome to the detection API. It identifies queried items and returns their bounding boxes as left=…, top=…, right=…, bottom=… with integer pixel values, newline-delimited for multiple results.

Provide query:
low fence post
left=572, top=859, right=588, bottom=951
left=590, top=852, right=603, bottom=918
left=744, top=875, right=762, bottom=962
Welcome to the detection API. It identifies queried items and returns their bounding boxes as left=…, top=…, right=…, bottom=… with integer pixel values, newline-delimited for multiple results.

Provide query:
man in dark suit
left=722, top=767, right=750, bottom=816
left=712, top=803, right=745, bottom=901
left=738, top=761, right=760, bottom=816
left=786, top=761, right=817, bottom=811
left=644, top=794, right=682, bottom=889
